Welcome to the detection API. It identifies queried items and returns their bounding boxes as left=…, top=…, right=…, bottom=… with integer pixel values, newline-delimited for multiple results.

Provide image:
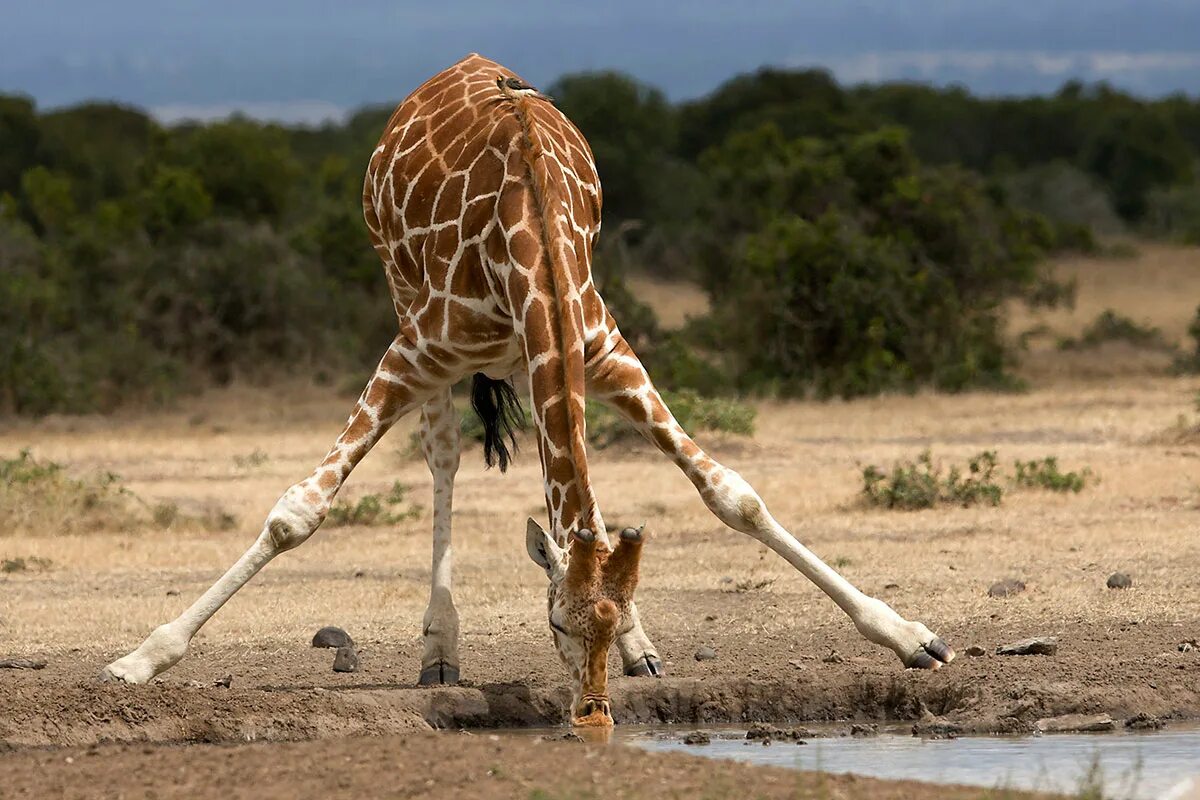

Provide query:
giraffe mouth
left=571, top=696, right=613, bottom=727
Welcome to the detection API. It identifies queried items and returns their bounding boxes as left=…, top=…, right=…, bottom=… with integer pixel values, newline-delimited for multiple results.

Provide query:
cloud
left=149, top=99, right=348, bottom=125
left=809, top=50, right=1200, bottom=88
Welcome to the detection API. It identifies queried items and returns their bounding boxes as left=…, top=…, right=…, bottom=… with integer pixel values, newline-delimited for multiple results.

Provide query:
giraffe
left=100, top=54, right=954, bottom=726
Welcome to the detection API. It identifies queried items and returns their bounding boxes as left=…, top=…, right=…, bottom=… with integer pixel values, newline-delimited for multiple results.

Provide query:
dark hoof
left=625, top=654, right=664, bottom=678
left=906, top=637, right=955, bottom=670
left=418, top=662, right=460, bottom=686
left=619, top=526, right=644, bottom=542
left=573, top=528, right=595, bottom=544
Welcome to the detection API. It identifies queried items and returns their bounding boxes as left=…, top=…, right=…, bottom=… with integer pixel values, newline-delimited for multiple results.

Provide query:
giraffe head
left=525, top=518, right=646, bottom=727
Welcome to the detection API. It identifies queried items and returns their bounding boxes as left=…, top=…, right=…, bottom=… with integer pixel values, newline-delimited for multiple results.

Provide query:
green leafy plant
left=862, top=450, right=1003, bottom=510
left=1012, top=457, right=1094, bottom=493
left=326, top=480, right=421, bottom=527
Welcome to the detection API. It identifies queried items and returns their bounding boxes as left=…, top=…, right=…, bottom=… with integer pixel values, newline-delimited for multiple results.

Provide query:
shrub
left=1141, top=185, right=1200, bottom=244
left=0, top=449, right=139, bottom=535
left=861, top=450, right=1003, bottom=510
left=1012, top=457, right=1093, bottom=493
left=692, top=125, right=1066, bottom=398
left=326, top=481, right=420, bottom=527
left=1059, top=309, right=1169, bottom=351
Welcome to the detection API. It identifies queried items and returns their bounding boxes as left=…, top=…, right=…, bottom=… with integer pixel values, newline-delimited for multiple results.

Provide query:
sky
left=3, top=1, right=1199, bottom=124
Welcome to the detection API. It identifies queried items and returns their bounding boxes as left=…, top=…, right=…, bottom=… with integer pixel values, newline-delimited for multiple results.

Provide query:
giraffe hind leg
left=416, top=388, right=462, bottom=685
left=102, top=328, right=453, bottom=684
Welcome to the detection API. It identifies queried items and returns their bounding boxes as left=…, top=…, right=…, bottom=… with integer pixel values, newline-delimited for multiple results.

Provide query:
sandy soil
left=1, top=243, right=1199, bottom=795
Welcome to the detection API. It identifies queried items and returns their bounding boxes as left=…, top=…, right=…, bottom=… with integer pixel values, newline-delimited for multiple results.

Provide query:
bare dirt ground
left=2, top=244, right=1199, bottom=796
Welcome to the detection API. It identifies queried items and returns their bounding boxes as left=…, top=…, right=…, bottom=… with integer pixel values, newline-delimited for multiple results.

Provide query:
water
left=627, top=724, right=1200, bottom=799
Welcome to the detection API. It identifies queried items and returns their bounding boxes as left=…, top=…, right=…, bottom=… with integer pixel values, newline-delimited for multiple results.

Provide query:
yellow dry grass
left=1, top=244, right=1198, bottom=671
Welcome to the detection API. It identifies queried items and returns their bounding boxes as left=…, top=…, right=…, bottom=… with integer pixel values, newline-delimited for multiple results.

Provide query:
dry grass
left=1, top=244, right=1198, bottom=671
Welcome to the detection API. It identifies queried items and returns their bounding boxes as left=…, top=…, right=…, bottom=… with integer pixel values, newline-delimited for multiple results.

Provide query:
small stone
left=312, top=626, right=354, bottom=649
left=850, top=723, right=878, bottom=737
left=1124, top=713, right=1165, bottom=730
left=166, top=589, right=180, bottom=596
left=1106, top=572, right=1133, bottom=589
left=214, top=674, right=232, bottom=689
left=719, top=576, right=733, bottom=585
left=964, top=645, right=987, bottom=657
left=1179, top=640, right=1197, bottom=653
left=988, top=578, right=1026, bottom=598
left=353, top=570, right=366, bottom=578
left=1034, top=713, right=1115, bottom=733
left=822, top=650, right=844, bottom=664
left=694, top=646, right=717, bottom=661
left=0, top=658, right=47, bottom=670
left=996, top=636, right=1058, bottom=656
left=704, top=614, right=718, bottom=621
left=884, top=582, right=900, bottom=590
left=682, top=731, right=711, bottom=745
left=332, top=645, right=359, bottom=673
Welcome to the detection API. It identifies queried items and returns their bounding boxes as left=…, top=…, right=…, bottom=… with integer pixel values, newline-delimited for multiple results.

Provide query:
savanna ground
left=2, top=244, right=1199, bottom=798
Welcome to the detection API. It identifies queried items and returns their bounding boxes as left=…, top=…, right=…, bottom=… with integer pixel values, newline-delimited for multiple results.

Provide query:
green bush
left=1012, top=458, right=1093, bottom=493
left=1142, top=185, right=1200, bottom=244
left=326, top=481, right=420, bottom=527
left=862, top=450, right=1003, bottom=510
left=1059, top=309, right=1169, bottom=351
left=690, top=125, right=1063, bottom=398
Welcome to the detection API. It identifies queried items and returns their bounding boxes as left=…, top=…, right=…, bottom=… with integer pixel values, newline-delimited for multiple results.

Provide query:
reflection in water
left=628, top=725, right=1200, bottom=800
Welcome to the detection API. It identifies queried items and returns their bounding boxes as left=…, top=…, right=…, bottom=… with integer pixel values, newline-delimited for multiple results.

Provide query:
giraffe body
left=102, top=55, right=954, bottom=724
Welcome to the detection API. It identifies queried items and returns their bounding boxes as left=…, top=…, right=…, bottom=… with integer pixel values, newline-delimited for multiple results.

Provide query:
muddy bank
left=4, top=640, right=1198, bottom=748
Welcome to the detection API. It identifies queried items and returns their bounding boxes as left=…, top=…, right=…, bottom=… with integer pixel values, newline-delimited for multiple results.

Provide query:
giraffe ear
left=526, top=517, right=566, bottom=584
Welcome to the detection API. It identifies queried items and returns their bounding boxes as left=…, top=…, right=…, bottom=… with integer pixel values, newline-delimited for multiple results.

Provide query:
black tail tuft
left=470, top=373, right=525, bottom=472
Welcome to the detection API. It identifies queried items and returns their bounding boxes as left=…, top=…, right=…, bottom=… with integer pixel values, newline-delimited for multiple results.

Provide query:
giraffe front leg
left=102, top=327, right=449, bottom=684
left=616, top=602, right=664, bottom=677
left=416, top=389, right=461, bottom=686
left=585, top=329, right=954, bottom=671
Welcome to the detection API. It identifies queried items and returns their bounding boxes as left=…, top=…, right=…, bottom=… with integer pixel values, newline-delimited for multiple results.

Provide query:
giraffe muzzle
left=571, top=695, right=613, bottom=727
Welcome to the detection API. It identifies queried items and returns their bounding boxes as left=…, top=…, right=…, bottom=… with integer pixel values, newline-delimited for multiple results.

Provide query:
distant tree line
left=2, top=68, right=1198, bottom=414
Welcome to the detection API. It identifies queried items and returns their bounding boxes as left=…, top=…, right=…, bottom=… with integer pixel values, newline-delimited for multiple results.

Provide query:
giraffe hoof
left=906, top=638, right=956, bottom=670
left=418, top=661, right=460, bottom=686
left=573, top=528, right=595, bottom=544
left=625, top=654, right=664, bottom=678
left=619, top=526, right=643, bottom=542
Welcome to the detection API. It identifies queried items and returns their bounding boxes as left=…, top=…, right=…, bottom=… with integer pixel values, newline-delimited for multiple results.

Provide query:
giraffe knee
left=705, top=470, right=768, bottom=534
left=265, top=486, right=324, bottom=552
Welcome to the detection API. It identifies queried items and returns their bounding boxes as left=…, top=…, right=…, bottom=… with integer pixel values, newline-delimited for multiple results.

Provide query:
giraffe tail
left=470, top=373, right=525, bottom=472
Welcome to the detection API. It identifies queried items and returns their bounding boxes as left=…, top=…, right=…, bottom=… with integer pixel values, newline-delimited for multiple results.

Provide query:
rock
left=746, top=723, right=782, bottom=741
left=1034, top=713, right=1115, bottom=733
left=912, top=721, right=960, bottom=739
left=988, top=578, right=1026, bottom=598
left=850, top=723, right=878, bottom=737
left=312, top=626, right=354, bottom=649
left=1106, top=572, right=1132, bottom=589
left=996, top=637, right=1058, bottom=656
left=745, top=723, right=811, bottom=743
left=542, top=732, right=582, bottom=742
left=884, top=582, right=900, bottom=589
left=682, top=731, right=711, bottom=745
left=1179, top=640, right=1197, bottom=653
left=0, top=658, right=47, bottom=670
left=1124, top=713, right=1165, bottom=730
left=964, top=645, right=987, bottom=657
left=332, top=645, right=359, bottom=673
left=165, top=589, right=180, bottom=596
left=214, top=674, right=232, bottom=689
left=694, top=646, right=717, bottom=662
left=821, top=650, right=844, bottom=664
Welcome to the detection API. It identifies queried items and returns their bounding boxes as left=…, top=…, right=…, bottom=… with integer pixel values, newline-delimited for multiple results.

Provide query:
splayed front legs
left=586, top=330, right=954, bottom=670
left=102, top=328, right=451, bottom=684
